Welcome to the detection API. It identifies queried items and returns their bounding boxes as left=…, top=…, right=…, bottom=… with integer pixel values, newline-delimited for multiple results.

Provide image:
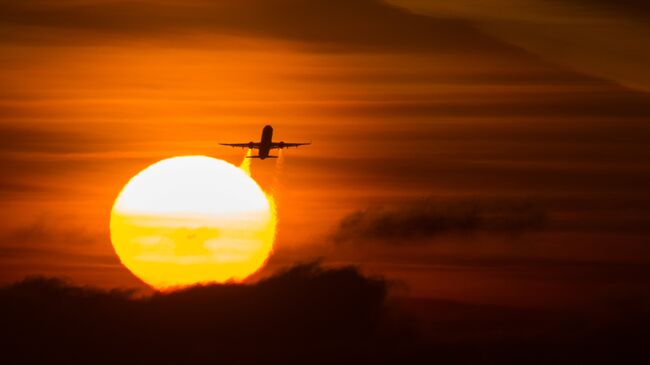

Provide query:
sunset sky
left=1, top=0, right=650, bottom=310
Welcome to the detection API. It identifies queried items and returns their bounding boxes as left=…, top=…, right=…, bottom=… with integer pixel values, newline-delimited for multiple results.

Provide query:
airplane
left=220, top=125, right=310, bottom=159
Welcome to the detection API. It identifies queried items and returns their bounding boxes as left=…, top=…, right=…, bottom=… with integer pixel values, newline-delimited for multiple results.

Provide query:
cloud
left=2, top=262, right=650, bottom=364
left=391, top=0, right=650, bottom=90
left=0, top=216, right=99, bottom=247
left=333, top=198, right=547, bottom=244
left=571, top=0, right=650, bottom=19
left=0, top=217, right=122, bottom=287
left=0, top=124, right=102, bottom=154
left=312, top=91, right=650, bottom=118
left=0, top=262, right=418, bottom=364
left=0, top=180, right=45, bottom=194
left=0, top=0, right=517, bottom=53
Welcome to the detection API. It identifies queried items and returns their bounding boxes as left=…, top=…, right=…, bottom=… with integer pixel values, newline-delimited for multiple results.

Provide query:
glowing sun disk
left=110, top=156, right=276, bottom=290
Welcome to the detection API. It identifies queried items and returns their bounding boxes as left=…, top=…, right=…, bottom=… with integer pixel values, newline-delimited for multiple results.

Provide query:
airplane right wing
left=219, top=143, right=261, bottom=149
left=270, top=142, right=311, bottom=149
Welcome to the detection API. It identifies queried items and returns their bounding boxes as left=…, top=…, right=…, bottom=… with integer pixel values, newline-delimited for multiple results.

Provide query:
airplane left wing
left=219, top=143, right=260, bottom=149
left=270, top=142, right=311, bottom=149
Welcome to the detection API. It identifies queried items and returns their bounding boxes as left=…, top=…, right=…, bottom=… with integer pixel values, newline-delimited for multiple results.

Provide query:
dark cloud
left=572, top=0, right=650, bottom=18
left=0, top=180, right=45, bottom=194
left=0, top=124, right=100, bottom=154
left=333, top=198, right=547, bottom=244
left=0, top=246, right=114, bottom=262
left=1, top=262, right=414, bottom=364
left=2, top=262, right=650, bottom=364
left=0, top=216, right=99, bottom=246
left=0, top=218, right=120, bottom=285
left=0, top=0, right=517, bottom=53
left=392, top=0, right=650, bottom=90
left=318, top=90, right=650, bottom=118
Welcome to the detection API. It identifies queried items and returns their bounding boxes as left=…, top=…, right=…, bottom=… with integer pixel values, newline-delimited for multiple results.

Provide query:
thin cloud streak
left=333, top=198, right=547, bottom=244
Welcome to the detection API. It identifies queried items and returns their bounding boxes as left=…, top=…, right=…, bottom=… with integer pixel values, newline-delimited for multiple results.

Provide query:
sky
left=1, top=0, right=650, bottom=310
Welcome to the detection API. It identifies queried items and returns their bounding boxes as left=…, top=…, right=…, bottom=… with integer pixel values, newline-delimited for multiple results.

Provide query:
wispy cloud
left=333, top=198, right=547, bottom=244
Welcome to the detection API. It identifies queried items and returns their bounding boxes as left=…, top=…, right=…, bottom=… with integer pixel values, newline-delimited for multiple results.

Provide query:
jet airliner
left=220, top=125, right=310, bottom=159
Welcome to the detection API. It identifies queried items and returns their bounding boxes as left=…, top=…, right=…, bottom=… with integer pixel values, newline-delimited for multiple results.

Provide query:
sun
left=110, top=156, right=276, bottom=290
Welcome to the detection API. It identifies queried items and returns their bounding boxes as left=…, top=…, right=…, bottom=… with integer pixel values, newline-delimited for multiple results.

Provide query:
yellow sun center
left=110, top=156, right=276, bottom=290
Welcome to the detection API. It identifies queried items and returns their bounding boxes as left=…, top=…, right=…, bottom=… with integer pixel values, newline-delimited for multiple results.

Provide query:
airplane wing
left=219, top=143, right=261, bottom=149
left=270, top=142, right=311, bottom=149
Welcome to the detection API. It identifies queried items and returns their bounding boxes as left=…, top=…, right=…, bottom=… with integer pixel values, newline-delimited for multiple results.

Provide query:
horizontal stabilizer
left=246, top=155, right=278, bottom=159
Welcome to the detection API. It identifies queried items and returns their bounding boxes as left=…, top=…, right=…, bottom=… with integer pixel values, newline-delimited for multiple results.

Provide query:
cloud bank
left=3, top=262, right=650, bottom=364
left=0, top=0, right=512, bottom=53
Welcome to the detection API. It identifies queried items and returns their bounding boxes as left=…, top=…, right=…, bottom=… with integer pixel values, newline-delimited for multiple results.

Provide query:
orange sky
left=1, top=0, right=650, bottom=308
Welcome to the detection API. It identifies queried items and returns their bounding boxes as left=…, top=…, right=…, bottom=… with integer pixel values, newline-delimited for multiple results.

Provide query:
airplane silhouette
left=220, top=125, right=310, bottom=159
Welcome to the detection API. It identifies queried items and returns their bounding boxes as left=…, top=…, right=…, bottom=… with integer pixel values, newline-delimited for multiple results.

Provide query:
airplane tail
left=246, top=155, right=278, bottom=159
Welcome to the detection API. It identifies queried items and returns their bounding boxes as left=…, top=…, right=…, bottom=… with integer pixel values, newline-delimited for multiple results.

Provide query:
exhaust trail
left=266, top=149, right=284, bottom=242
left=235, top=148, right=284, bottom=250
left=270, top=148, right=285, bottom=196
left=239, top=148, right=253, bottom=176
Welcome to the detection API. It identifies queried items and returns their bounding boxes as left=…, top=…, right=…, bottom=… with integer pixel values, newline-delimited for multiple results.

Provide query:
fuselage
left=258, top=125, right=273, bottom=159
